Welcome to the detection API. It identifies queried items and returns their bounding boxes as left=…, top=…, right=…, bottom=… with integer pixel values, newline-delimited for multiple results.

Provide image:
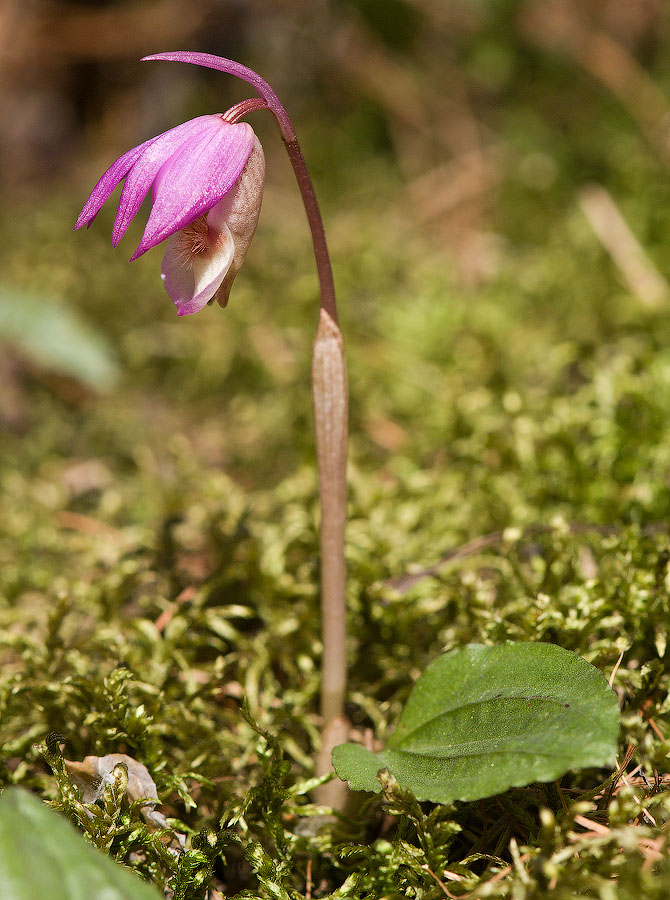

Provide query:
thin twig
left=387, top=522, right=668, bottom=594
left=579, top=184, right=668, bottom=309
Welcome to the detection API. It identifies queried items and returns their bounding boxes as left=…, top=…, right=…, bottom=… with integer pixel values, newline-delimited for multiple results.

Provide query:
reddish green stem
left=283, top=140, right=338, bottom=324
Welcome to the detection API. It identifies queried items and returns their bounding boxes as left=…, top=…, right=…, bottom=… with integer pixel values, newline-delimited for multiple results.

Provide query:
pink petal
left=131, top=122, right=254, bottom=261
left=111, top=116, right=218, bottom=247
left=74, top=136, right=158, bottom=231
left=160, top=216, right=235, bottom=316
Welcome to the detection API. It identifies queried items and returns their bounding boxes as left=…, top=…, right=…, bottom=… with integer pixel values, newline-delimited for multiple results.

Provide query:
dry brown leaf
left=64, top=752, right=184, bottom=848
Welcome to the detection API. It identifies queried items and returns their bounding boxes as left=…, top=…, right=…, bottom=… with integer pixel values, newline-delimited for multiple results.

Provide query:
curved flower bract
left=74, top=113, right=263, bottom=314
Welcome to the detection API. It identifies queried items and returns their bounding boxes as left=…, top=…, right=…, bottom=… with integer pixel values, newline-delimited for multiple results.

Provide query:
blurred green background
left=4, top=0, right=670, bottom=514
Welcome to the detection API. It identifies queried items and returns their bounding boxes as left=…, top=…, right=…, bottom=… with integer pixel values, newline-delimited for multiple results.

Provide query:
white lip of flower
left=161, top=136, right=265, bottom=316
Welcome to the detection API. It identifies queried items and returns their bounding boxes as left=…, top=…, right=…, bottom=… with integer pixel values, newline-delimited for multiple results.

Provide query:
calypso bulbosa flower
left=75, top=110, right=264, bottom=315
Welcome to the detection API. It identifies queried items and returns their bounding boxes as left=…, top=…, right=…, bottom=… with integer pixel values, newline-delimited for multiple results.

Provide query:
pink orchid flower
left=75, top=108, right=265, bottom=316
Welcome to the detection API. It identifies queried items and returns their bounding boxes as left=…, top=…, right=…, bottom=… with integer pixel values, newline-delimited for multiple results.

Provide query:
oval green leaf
left=0, top=289, right=120, bottom=392
left=0, top=787, right=162, bottom=900
left=333, top=642, right=620, bottom=804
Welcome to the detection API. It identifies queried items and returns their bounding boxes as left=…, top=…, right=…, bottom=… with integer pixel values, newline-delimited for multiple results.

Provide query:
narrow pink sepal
left=129, top=122, right=254, bottom=261
left=74, top=136, right=157, bottom=231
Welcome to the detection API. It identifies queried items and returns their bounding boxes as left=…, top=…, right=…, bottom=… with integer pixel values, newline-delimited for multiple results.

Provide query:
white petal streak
left=161, top=219, right=235, bottom=316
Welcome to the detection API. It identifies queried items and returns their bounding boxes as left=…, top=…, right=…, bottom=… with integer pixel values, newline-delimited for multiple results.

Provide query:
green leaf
left=0, top=289, right=119, bottom=392
left=333, top=642, right=620, bottom=804
left=0, top=787, right=162, bottom=900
